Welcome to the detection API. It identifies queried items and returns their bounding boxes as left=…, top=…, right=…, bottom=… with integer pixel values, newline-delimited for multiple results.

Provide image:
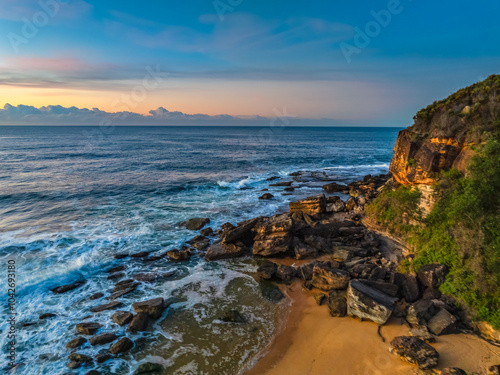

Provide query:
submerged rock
left=76, top=322, right=102, bottom=335
left=220, top=310, right=247, bottom=323
left=260, top=281, right=285, bottom=303
left=134, top=362, right=165, bottom=375
left=181, top=218, right=210, bottom=230
left=389, top=336, right=439, bottom=369
left=51, top=281, right=85, bottom=294
left=259, top=193, right=274, bottom=200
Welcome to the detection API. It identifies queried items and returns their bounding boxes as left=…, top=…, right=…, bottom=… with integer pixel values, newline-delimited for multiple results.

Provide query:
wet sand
left=247, top=282, right=500, bottom=375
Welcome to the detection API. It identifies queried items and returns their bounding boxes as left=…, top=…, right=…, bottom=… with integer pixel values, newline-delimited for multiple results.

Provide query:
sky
left=0, top=0, right=499, bottom=125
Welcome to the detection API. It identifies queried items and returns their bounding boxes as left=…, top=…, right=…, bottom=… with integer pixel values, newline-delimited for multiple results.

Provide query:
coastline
left=247, top=281, right=500, bottom=375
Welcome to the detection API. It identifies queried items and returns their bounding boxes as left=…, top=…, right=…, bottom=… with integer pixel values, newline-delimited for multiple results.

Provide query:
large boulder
left=389, top=336, right=439, bottom=369
left=427, top=308, right=457, bottom=335
left=220, top=217, right=261, bottom=244
left=205, top=242, right=247, bottom=261
left=289, top=194, right=326, bottom=215
left=347, top=280, right=397, bottom=324
left=311, top=265, right=350, bottom=291
left=112, top=311, right=133, bottom=326
left=406, top=300, right=439, bottom=326
left=417, top=264, right=448, bottom=288
left=293, top=239, right=318, bottom=259
left=132, top=298, right=168, bottom=319
left=402, top=274, right=421, bottom=302
left=328, top=290, right=347, bottom=317
left=253, top=232, right=292, bottom=257
left=89, top=333, right=118, bottom=346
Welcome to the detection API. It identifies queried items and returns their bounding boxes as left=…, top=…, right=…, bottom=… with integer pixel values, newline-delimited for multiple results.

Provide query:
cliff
left=390, top=75, right=500, bottom=184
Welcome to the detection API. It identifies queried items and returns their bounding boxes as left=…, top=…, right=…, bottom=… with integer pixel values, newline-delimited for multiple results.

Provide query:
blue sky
left=0, top=0, right=499, bottom=125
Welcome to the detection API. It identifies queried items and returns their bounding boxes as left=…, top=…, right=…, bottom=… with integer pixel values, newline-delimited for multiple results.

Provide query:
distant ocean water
left=0, top=126, right=399, bottom=374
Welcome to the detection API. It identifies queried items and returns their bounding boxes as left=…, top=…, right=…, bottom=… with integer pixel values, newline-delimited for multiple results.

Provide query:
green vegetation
left=367, top=137, right=500, bottom=328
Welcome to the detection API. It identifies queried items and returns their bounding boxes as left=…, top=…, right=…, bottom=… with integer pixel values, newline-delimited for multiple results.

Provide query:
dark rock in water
left=406, top=300, right=439, bottom=326
left=109, top=337, right=134, bottom=354
left=314, top=293, right=326, bottom=306
left=427, top=308, right=457, bottom=335
left=205, top=242, right=247, bottom=261
left=109, top=288, right=137, bottom=301
left=289, top=194, right=326, bottom=215
left=115, top=278, right=134, bottom=287
left=200, top=227, right=214, bottom=236
left=328, top=290, right=347, bottom=317
left=260, top=281, right=285, bottom=303
left=130, top=251, right=149, bottom=258
left=418, top=264, right=448, bottom=288
left=95, top=350, right=112, bottom=363
left=165, top=249, right=191, bottom=261
left=267, top=176, right=280, bottom=181
left=89, top=333, right=118, bottom=346
left=86, top=370, right=100, bottom=375
left=134, top=362, right=165, bottom=375
left=67, top=361, right=81, bottom=369
left=284, top=187, right=295, bottom=192
left=441, top=368, right=467, bottom=375
left=51, top=281, right=85, bottom=294
left=310, top=265, right=350, bottom=291
left=76, top=322, right=102, bottom=335
left=192, top=239, right=210, bottom=250
left=132, top=298, right=168, bottom=319
left=132, top=273, right=157, bottom=282
left=259, top=193, right=274, bottom=200
left=322, top=182, right=348, bottom=193
left=107, top=272, right=126, bottom=280
left=39, top=313, right=56, bottom=320
left=221, top=310, right=247, bottom=323
left=89, top=292, right=104, bottom=300
left=90, top=301, right=122, bottom=313
left=257, top=261, right=278, bottom=279
left=269, top=181, right=293, bottom=187
left=403, top=274, right=421, bottom=302
left=389, top=336, right=439, bottom=369
left=68, top=353, right=92, bottom=365
left=112, top=311, right=134, bottom=326
left=107, top=265, right=126, bottom=273
left=489, top=365, right=500, bottom=375
left=113, top=253, right=129, bottom=259
left=127, top=313, right=149, bottom=333
left=347, top=280, right=396, bottom=324
left=422, top=287, right=442, bottom=300
left=276, top=265, right=296, bottom=284
left=66, top=337, right=87, bottom=349
left=181, top=218, right=210, bottom=230
left=293, top=239, right=317, bottom=260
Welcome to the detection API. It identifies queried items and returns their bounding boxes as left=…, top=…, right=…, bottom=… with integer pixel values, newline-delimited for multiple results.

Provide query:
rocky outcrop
left=390, top=75, right=500, bottom=185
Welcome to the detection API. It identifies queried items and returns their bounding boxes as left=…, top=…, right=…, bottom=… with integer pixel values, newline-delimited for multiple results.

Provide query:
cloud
left=0, top=103, right=339, bottom=126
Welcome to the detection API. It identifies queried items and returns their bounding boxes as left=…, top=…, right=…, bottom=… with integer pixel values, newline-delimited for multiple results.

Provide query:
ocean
left=0, top=126, right=400, bottom=374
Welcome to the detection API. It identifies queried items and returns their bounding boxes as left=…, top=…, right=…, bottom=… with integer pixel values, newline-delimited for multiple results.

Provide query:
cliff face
left=390, top=75, right=500, bottom=185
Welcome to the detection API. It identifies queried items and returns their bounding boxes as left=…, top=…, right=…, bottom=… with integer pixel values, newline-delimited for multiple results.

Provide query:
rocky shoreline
left=26, top=170, right=500, bottom=375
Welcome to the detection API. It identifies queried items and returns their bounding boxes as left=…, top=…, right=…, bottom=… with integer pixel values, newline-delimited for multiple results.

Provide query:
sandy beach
left=247, top=282, right=500, bottom=375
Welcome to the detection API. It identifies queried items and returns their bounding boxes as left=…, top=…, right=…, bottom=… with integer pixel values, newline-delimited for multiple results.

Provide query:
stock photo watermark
left=340, top=0, right=412, bottom=63
left=6, top=259, right=17, bottom=370
left=7, top=0, right=71, bottom=54
left=213, top=0, right=243, bottom=21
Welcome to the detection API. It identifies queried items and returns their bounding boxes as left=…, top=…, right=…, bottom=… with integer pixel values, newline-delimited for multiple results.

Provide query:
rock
left=220, top=217, right=260, bottom=244
left=39, top=313, right=57, bottom=320
left=134, top=362, right=165, bottom=374
left=66, top=337, right=87, bottom=349
left=113, top=253, right=129, bottom=259
left=345, top=197, right=357, bottom=211
left=256, top=261, right=277, bottom=279
left=76, top=322, right=102, bottom=335
left=109, top=337, right=134, bottom=354
left=423, top=287, right=442, bottom=300
left=441, top=368, right=467, bottom=375
left=489, top=365, right=500, bottom=375
left=165, top=249, right=191, bottom=261
left=68, top=353, right=92, bottom=365
left=427, top=308, right=457, bottom=335
left=289, top=194, right=326, bottom=215
left=192, top=240, right=210, bottom=250
left=200, top=227, right=214, bottom=236
left=220, top=310, right=247, bottom=323
left=90, top=301, right=122, bottom=313
left=409, top=326, right=436, bottom=343
left=107, top=272, right=125, bottom=280
left=253, top=232, right=292, bottom=257
left=51, top=281, right=85, bottom=294
left=67, top=361, right=81, bottom=369
left=132, top=273, right=157, bottom=282
left=269, top=181, right=293, bottom=187
left=127, top=313, right=149, bottom=333
left=418, top=264, right=448, bottom=288
left=95, top=350, right=112, bottom=363
left=260, top=281, right=285, bottom=303
left=276, top=265, right=296, bottom=283
left=86, top=371, right=100, bottom=375
left=310, top=265, right=350, bottom=291
left=389, top=336, right=439, bottom=369
left=205, top=242, right=247, bottom=261
left=322, top=182, right=348, bottom=193
left=182, top=218, right=210, bottom=230
left=259, top=193, right=274, bottom=200
left=89, top=333, right=118, bottom=346
left=112, top=311, right=134, bottom=326
left=130, top=251, right=149, bottom=258
left=326, top=199, right=346, bottom=213
left=89, top=292, right=104, bottom=300
left=108, top=287, right=137, bottom=300
left=304, top=236, right=331, bottom=254
left=403, top=274, right=421, bottom=302
left=347, top=280, right=396, bottom=324
left=314, top=293, right=326, bottom=305
left=293, top=239, right=318, bottom=259
left=107, top=265, right=126, bottom=273
left=328, top=290, right=347, bottom=317
left=360, top=280, right=399, bottom=298
left=132, top=298, right=167, bottom=319
left=407, top=300, right=439, bottom=326
left=297, top=262, right=316, bottom=280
